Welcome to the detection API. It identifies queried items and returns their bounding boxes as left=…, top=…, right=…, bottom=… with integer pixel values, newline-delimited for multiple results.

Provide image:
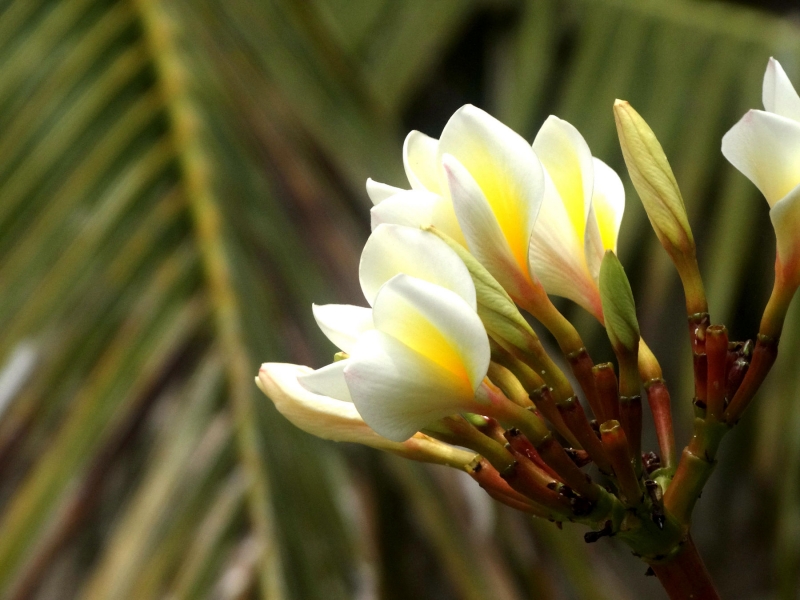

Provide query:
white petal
left=366, top=178, right=405, bottom=205
left=345, top=330, right=484, bottom=442
left=585, top=158, right=626, bottom=279
left=369, top=189, right=466, bottom=245
left=259, top=363, right=479, bottom=467
left=359, top=223, right=476, bottom=308
left=532, top=116, right=594, bottom=241
left=721, top=109, right=800, bottom=207
left=444, top=154, right=535, bottom=300
left=312, top=304, right=373, bottom=354
left=372, top=274, right=489, bottom=390
left=256, top=363, right=404, bottom=451
left=529, top=170, right=602, bottom=318
left=771, top=183, right=800, bottom=277
left=403, top=130, right=442, bottom=193
left=259, top=363, right=365, bottom=441
left=591, top=158, right=625, bottom=250
left=297, top=360, right=352, bottom=402
left=763, top=58, right=800, bottom=123
left=437, top=105, right=543, bottom=265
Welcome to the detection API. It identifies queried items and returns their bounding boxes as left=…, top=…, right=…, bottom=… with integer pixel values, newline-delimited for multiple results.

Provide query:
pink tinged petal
left=297, top=360, right=352, bottom=402
left=344, top=330, right=485, bottom=442
left=372, top=274, right=490, bottom=389
left=312, top=304, right=373, bottom=354
left=403, top=130, right=442, bottom=194
left=721, top=109, right=800, bottom=207
left=532, top=116, right=594, bottom=241
left=444, top=154, right=536, bottom=301
left=359, top=224, right=476, bottom=308
left=369, top=189, right=466, bottom=245
left=771, top=183, right=800, bottom=282
left=437, top=105, right=543, bottom=269
left=366, top=178, right=405, bottom=205
left=763, top=58, right=800, bottom=122
left=529, top=171, right=601, bottom=318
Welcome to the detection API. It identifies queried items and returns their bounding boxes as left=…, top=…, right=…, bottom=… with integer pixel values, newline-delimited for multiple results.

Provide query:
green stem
left=663, top=419, right=729, bottom=526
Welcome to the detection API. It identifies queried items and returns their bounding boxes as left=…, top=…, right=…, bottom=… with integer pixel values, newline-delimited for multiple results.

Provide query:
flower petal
left=403, top=130, right=442, bottom=194
left=258, top=363, right=366, bottom=442
left=585, top=158, right=626, bottom=280
left=763, top=58, right=800, bottom=123
left=372, top=274, right=489, bottom=390
left=437, top=105, right=543, bottom=271
left=590, top=158, right=625, bottom=251
left=345, top=330, right=484, bottom=442
left=369, top=189, right=466, bottom=245
left=359, top=223, right=476, bottom=308
left=770, top=183, right=800, bottom=280
left=297, top=359, right=353, bottom=402
left=260, top=363, right=480, bottom=469
left=529, top=170, right=601, bottom=318
left=721, top=109, right=800, bottom=207
left=444, top=154, right=535, bottom=300
left=366, top=178, right=405, bottom=205
left=312, top=303, right=373, bottom=354
left=532, top=116, right=594, bottom=241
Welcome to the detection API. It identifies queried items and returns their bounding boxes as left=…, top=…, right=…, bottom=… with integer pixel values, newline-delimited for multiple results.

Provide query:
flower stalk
left=648, top=537, right=721, bottom=600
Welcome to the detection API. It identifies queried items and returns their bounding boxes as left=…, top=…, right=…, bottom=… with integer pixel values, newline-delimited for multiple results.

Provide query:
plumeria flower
left=528, top=116, right=625, bottom=320
left=367, top=105, right=625, bottom=320
left=341, top=273, right=491, bottom=441
left=722, top=58, right=800, bottom=287
left=266, top=222, right=490, bottom=443
left=300, top=223, right=477, bottom=399
left=256, top=363, right=479, bottom=469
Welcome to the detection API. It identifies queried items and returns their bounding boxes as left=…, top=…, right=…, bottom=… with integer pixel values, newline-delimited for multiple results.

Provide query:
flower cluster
left=257, top=58, right=800, bottom=583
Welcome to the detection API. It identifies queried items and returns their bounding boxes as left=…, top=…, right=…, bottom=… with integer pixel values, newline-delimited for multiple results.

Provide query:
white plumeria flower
left=343, top=273, right=491, bottom=442
left=299, top=224, right=486, bottom=441
left=438, top=106, right=545, bottom=303
left=301, top=223, right=476, bottom=399
left=256, top=363, right=478, bottom=469
left=367, top=106, right=625, bottom=319
left=722, top=58, right=800, bottom=286
left=530, top=116, right=625, bottom=320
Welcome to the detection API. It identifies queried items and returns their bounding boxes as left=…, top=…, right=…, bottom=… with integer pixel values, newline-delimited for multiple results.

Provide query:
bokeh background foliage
left=0, top=0, right=798, bottom=598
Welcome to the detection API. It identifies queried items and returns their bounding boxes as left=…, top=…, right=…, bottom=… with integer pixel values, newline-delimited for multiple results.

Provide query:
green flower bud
left=613, top=100, right=694, bottom=258
left=599, top=251, right=640, bottom=354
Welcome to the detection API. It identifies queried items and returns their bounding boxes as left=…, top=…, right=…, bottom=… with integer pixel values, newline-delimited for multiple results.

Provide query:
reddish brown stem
left=468, top=459, right=555, bottom=518
left=689, top=313, right=710, bottom=403
left=500, top=457, right=571, bottom=515
left=644, top=379, right=676, bottom=469
left=619, top=395, right=643, bottom=471
left=593, top=363, right=621, bottom=423
left=600, top=420, right=642, bottom=506
left=705, top=326, right=728, bottom=421
left=530, top=385, right=581, bottom=448
left=725, top=334, right=779, bottom=423
left=566, top=347, right=604, bottom=421
left=504, top=428, right=562, bottom=481
left=555, top=396, right=613, bottom=474
left=649, top=537, right=720, bottom=600
left=537, top=437, right=598, bottom=501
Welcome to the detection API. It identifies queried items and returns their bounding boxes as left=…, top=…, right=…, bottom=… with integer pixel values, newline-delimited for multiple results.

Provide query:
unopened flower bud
left=599, top=251, right=640, bottom=355
left=613, top=100, right=694, bottom=259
